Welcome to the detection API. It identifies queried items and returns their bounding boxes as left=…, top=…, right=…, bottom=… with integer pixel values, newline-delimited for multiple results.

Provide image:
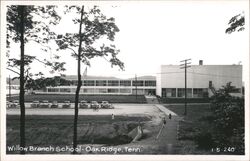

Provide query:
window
left=108, top=89, right=119, bottom=93
left=193, top=88, right=208, bottom=98
left=107, top=80, right=119, bottom=86
left=71, top=88, right=76, bottom=93
left=60, top=88, right=71, bottom=93
left=120, top=80, right=131, bottom=86
left=132, top=89, right=144, bottom=95
left=177, top=89, right=185, bottom=98
left=48, top=88, right=59, bottom=92
left=84, top=80, right=95, bottom=86
left=162, top=88, right=167, bottom=98
left=120, top=88, right=131, bottom=93
left=83, top=88, right=95, bottom=93
left=145, top=89, right=156, bottom=95
left=96, top=80, right=107, bottom=86
left=96, top=88, right=107, bottom=93
left=132, top=80, right=144, bottom=86
left=145, top=81, right=156, bottom=86
left=166, top=88, right=176, bottom=97
left=177, top=88, right=192, bottom=98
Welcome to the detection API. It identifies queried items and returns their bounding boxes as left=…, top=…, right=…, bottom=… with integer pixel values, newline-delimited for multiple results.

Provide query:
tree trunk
left=19, top=6, right=26, bottom=155
left=73, top=5, right=84, bottom=154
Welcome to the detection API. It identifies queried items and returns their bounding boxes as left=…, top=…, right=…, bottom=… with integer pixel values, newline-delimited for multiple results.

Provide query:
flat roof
left=64, top=75, right=156, bottom=81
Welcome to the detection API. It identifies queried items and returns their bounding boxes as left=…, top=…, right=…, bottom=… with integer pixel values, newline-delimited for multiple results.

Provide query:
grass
left=166, top=104, right=212, bottom=121
left=6, top=115, right=150, bottom=154
left=165, top=104, right=214, bottom=154
left=8, top=94, right=147, bottom=103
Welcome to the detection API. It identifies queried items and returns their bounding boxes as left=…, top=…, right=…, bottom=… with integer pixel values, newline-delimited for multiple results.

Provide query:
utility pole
left=9, top=75, right=11, bottom=101
left=135, top=74, right=138, bottom=101
left=180, top=59, right=191, bottom=115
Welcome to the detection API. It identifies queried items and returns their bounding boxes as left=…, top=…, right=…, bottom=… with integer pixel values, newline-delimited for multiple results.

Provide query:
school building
left=10, top=61, right=243, bottom=98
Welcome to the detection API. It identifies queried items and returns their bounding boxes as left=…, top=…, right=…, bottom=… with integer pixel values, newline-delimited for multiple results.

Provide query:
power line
left=104, top=71, right=241, bottom=79
left=187, top=71, right=241, bottom=78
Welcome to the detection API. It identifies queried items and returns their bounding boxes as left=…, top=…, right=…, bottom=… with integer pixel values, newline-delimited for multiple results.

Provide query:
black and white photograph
left=1, top=0, right=249, bottom=161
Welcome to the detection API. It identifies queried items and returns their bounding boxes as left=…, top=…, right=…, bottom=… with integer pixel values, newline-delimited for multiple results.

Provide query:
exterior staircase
left=145, top=95, right=159, bottom=104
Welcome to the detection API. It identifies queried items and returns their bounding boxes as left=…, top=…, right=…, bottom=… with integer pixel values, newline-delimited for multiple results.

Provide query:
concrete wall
left=157, top=65, right=242, bottom=96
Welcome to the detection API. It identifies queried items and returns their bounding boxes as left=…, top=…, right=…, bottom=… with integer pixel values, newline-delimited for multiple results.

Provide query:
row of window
left=6, top=85, right=20, bottom=90
left=47, top=88, right=156, bottom=95
left=48, top=88, right=132, bottom=94
left=80, top=80, right=156, bottom=87
left=162, top=88, right=209, bottom=98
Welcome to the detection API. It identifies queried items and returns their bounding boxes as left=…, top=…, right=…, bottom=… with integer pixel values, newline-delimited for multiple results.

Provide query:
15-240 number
left=211, top=147, right=236, bottom=153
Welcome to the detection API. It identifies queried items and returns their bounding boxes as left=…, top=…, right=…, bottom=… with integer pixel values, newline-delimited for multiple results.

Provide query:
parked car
left=50, top=101, right=58, bottom=108
left=62, top=101, right=71, bottom=108
left=40, top=100, right=50, bottom=108
left=90, top=101, right=100, bottom=109
left=101, top=101, right=114, bottom=109
left=9, top=100, right=19, bottom=108
left=6, top=101, right=10, bottom=108
left=31, top=100, right=40, bottom=108
left=79, top=100, right=89, bottom=109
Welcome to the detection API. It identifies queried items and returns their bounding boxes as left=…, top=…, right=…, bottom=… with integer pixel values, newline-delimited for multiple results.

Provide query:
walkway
left=154, top=104, right=180, bottom=154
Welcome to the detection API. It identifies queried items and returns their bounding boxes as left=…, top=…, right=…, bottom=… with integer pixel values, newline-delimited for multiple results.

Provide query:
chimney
left=199, top=60, right=203, bottom=65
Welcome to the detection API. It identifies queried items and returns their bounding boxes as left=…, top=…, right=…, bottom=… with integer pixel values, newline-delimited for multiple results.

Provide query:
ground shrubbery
left=168, top=82, right=244, bottom=154
left=193, top=83, right=244, bottom=154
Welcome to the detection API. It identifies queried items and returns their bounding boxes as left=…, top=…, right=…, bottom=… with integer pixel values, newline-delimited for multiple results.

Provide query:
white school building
left=44, top=75, right=157, bottom=95
left=156, top=62, right=242, bottom=98
left=10, top=61, right=242, bottom=98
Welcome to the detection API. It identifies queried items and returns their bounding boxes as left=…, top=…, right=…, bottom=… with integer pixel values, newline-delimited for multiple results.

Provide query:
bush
left=209, top=82, right=244, bottom=154
left=194, top=130, right=214, bottom=149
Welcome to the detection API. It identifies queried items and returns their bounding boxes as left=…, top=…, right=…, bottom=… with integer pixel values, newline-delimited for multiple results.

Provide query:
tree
left=6, top=5, right=64, bottom=154
left=56, top=5, right=124, bottom=154
left=25, top=76, right=72, bottom=90
left=225, top=13, right=245, bottom=34
left=210, top=82, right=244, bottom=154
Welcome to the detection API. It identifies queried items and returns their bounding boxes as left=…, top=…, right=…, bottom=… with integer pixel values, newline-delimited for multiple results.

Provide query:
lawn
left=6, top=115, right=150, bottom=154
left=166, top=103, right=244, bottom=154
left=166, top=104, right=212, bottom=122
left=166, top=104, right=215, bottom=154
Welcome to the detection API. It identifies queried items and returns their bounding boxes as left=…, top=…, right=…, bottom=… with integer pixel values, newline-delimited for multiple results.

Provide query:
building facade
left=44, top=75, right=157, bottom=95
left=19, top=62, right=242, bottom=98
left=156, top=63, right=242, bottom=98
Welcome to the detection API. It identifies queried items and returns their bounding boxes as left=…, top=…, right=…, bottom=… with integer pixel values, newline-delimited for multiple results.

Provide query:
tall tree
left=210, top=82, right=244, bottom=154
left=225, top=13, right=245, bottom=34
left=6, top=5, right=64, bottom=154
left=56, top=5, right=124, bottom=154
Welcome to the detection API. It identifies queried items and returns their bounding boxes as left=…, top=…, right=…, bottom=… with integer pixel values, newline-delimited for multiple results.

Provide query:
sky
left=4, top=1, right=249, bottom=80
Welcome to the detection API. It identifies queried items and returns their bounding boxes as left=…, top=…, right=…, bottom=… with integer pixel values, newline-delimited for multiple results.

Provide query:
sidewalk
left=154, top=104, right=180, bottom=153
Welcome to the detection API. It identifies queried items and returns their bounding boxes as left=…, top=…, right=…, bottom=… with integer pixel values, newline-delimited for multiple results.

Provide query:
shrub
left=194, top=130, right=214, bottom=150
left=209, top=82, right=244, bottom=154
